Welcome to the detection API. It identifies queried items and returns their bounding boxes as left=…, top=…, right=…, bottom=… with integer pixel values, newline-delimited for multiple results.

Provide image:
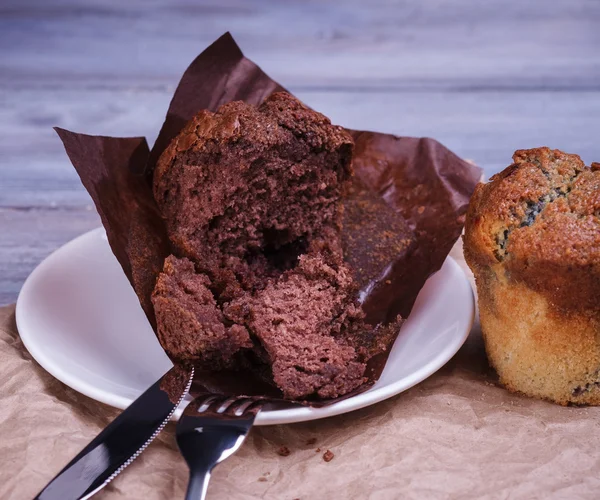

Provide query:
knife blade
left=35, top=366, right=194, bottom=500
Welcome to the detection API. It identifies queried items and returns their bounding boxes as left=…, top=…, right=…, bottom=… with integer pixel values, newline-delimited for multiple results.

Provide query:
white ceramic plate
left=16, top=228, right=474, bottom=425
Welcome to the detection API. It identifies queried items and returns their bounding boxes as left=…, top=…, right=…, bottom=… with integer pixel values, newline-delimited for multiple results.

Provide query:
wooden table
left=1, top=0, right=598, bottom=305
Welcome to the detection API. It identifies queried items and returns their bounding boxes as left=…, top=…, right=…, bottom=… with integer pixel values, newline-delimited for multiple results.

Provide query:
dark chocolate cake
left=151, top=92, right=407, bottom=399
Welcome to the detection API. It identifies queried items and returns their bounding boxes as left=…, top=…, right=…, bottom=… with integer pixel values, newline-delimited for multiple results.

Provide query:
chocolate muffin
left=464, top=148, right=600, bottom=405
left=154, top=92, right=352, bottom=289
left=151, top=92, right=404, bottom=400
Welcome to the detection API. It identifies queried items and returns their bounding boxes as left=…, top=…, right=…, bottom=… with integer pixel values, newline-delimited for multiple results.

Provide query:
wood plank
left=1, top=0, right=598, bottom=305
left=0, top=208, right=100, bottom=305
left=0, top=0, right=598, bottom=90
left=2, top=88, right=599, bottom=207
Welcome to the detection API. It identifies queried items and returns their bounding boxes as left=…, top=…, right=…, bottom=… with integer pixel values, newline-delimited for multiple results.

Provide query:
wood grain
left=2, top=0, right=599, bottom=90
left=1, top=0, right=598, bottom=304
left=0, top=208, right=100, bottom=304
left=4, top=88, right=599, bottom=209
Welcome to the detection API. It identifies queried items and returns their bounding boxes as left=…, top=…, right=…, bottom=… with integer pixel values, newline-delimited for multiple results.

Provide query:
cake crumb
left=315, top=447, right=321, bottom=453
left=323, top=450, right=334, bottom=462
left=277, top=446, right=291, bottom=457
left=258, top=477, right=268, bottom=482
left=306, top=438, right=317, bottom=445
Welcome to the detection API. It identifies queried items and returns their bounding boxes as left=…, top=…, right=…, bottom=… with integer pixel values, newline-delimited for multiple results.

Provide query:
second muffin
left=464, top=147, right=600, bottom=405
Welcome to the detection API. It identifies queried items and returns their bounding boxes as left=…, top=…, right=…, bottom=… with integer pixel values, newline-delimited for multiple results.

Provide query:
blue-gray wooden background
left=1, top=0, right=599, bottom=304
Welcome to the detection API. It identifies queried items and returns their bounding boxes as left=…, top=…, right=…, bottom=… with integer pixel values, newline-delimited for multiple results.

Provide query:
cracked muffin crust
left=154, top=92, right=352, bottom=283
left=464, top=147, right=600, bottom=405
left=151, top=92, right=404, bottom=400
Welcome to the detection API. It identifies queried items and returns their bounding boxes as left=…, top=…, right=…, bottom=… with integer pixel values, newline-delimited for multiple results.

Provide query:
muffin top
left=154, top=92, right=352, bottom=200
left=464, top=147, right=600, bottom=310
left=152, top=92, right=353, bottom=268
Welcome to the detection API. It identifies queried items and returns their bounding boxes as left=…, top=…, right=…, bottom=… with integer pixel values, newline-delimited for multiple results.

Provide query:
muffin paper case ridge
left=55, top=32, right=482, bottom=402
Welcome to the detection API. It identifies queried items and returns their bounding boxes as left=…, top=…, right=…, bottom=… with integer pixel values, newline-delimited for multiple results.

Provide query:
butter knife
left=34, top=366, right=194, bottom=500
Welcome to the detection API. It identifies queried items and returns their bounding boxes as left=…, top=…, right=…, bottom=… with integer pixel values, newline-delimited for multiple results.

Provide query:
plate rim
left=16, top=227, right=474, bottom=426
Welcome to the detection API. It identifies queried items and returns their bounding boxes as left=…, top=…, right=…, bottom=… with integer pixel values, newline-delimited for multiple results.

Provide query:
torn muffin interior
left=224, top=248, right=368, bottom=400
left=152, top=255, right=252, bottom=368
left=151, top=92, right=402, bottom=400
left=153, top=92, right=353, bottom=302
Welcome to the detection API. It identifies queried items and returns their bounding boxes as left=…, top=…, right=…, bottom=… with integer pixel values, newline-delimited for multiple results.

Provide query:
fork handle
left=185, top=467, right=212, bottom=500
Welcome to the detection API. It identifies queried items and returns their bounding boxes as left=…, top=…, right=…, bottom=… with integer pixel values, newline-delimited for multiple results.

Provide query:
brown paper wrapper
left=55, top=33, right=481, bottom=402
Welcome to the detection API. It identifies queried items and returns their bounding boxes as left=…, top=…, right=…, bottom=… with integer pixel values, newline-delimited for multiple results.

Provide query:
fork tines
left=187, top=394, right=266, bottom=417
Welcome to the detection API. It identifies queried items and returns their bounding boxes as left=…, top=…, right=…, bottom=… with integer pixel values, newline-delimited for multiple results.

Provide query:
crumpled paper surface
left=3, top=247, right=600, bottom=500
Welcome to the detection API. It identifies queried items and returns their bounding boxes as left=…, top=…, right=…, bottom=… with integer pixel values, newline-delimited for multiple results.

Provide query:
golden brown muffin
left=464, top=147, right=600, bottom=405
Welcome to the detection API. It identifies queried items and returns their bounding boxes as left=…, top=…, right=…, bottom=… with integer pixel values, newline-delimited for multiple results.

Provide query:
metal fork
left=176, top=394, right=267, bottom=500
